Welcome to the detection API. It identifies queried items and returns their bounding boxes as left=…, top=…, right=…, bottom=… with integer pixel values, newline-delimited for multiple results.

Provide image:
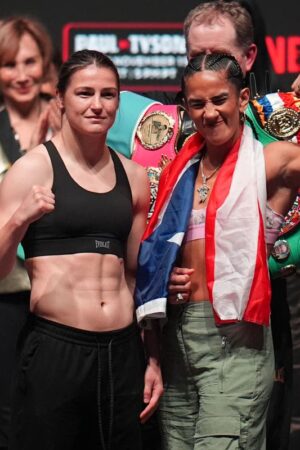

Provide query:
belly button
left=100, top=301, right=105, bottom=307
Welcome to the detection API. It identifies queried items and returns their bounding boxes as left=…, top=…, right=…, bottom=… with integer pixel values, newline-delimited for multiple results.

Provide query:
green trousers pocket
left=195, top=415, right=240, bottom=450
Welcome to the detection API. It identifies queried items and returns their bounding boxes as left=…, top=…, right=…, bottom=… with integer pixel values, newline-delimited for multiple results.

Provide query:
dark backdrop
left=0, top=0, right=299, bottom=91
left=1, top=1, right=300, bottom=449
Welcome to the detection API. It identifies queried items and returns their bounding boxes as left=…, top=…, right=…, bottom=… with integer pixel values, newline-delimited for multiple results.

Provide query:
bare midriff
left=181, top=236, right=274, bottom=304
left=180, top=238, right=210, bottom=302
left=26, top=253, right=134, bottom=331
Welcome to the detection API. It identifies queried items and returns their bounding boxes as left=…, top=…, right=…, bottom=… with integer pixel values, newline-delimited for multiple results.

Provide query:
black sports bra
left=22, top=141, right=133, bottom=259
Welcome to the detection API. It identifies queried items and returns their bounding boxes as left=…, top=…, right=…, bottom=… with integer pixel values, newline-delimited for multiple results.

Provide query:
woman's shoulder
left=112, top=149, right=149, bottom=205
left=264, top=140, right=300, bottom=183
left=0, top=143, right=54, bottom=212
left=4, top=144, right=52, bottom=183
left=17, top=143, right=50, bottom=165
left=264, top=141, right=299, bottom=164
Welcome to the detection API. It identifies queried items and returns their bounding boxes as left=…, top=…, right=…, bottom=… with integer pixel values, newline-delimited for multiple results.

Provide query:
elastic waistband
left=27, top=313, right=138, bottom=346
left=22, top=236, right=125, bottom=259
left=0, top=290, right=30, bottom=301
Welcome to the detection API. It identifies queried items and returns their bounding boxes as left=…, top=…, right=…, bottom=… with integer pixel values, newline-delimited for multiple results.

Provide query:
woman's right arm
left=0, top=149, right=54, bottom=278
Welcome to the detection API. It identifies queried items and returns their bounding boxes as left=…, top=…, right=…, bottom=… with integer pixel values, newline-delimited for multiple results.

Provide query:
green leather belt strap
left=269, top=230, right=300, bottom=278
left=245, top=104, right=278, bottom=147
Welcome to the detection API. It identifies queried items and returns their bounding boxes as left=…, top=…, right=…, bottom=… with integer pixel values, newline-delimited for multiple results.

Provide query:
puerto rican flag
left=135, top=125, right=271, bottom=326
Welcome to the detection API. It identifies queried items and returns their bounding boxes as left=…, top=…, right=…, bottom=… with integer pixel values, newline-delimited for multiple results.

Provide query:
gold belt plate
left=136, top=111, right=175, bottom=150
left=265, top=107, right=300, bottom=139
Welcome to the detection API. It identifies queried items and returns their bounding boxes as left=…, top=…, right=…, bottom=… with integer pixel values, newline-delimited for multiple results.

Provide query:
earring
left=240, top=112, right=246, bottom=123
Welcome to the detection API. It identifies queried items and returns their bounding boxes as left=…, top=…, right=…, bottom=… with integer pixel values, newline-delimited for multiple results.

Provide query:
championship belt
left=133, top=103, right=181, bottom=218
left=133, top=104, right=180, bottom=166
left=268, top=195, right=300, bottom=278
left=250, top=91, right=300, bottom=143
left=107, top=92, right=182, bottom=218
left=107, top=91, right=159, bottom=159
left=247, top=92, right=300, bottom=278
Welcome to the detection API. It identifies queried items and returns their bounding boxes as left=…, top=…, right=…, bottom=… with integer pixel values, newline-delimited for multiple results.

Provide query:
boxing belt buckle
left=136, top=110, right=175, bottom=151
left=265, top=107, right=300, bottom=140
left=133, top=104, right=181, bottom=166
left=250, top=91, right=300, bottom=143
left=133, top=104, right=182, bottom=219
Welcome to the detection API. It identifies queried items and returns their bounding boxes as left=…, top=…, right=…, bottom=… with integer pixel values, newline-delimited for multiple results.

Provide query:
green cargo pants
left=159, top=301, right=274, bottom=450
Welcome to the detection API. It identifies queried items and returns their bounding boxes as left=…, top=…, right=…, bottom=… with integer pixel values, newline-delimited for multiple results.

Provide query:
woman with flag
left=135, top=53, right=300, bottom=450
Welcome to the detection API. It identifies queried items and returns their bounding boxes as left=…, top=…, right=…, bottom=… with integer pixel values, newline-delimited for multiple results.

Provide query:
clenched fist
left=17, top=185, right=55, bottom=225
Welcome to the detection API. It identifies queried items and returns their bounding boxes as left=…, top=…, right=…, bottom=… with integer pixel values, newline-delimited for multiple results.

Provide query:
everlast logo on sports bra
left=95, top=240, right=111, bottom=249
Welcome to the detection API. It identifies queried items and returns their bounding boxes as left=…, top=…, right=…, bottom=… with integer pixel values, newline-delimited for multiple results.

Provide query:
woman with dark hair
left=0, top=16, right=61, bottom=450
left=135, top=53, right=300, bottom=450
left=0, top=49, right=162, bottom=450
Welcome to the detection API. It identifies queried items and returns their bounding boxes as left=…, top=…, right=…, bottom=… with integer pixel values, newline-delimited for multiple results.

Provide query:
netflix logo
left=266, top=36, right=300, bottom=74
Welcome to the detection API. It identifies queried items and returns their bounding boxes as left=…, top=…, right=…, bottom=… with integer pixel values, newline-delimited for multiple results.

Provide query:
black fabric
left=0, top=106, right=30, bottom=450
left=10, top=315, right=146, bottom=450
left=0, top=292, right=30, bottom=448
left=286, top=274, right=300, bottom=450
left=266, top=278, right=293, bottom=450
left=142, top=90, right=184, bottom=106
left=234, top=0, right=274, bottom=94
left=0, top=109, right=22, bottom=165
left=22, top=141, right=133, bottom=259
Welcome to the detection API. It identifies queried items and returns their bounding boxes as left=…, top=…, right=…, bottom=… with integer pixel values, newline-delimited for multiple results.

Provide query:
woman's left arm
left=282, top=143, right=300, bottom=188
left=265, top=141, right=300, bottom=191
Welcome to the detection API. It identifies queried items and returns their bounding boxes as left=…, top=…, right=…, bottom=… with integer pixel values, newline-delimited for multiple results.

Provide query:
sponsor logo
left=95, top=240, right=110, bottom=249
left=62, top=22, right=186, bottom=91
